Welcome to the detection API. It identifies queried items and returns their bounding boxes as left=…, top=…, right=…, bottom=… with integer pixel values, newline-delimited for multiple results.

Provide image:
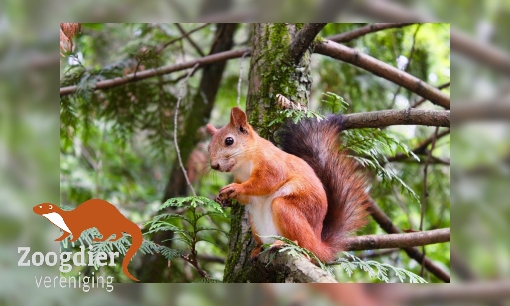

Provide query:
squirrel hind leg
left=271, top=197, right=334, bottom=263
left=249, top=219, right=264, bottom=261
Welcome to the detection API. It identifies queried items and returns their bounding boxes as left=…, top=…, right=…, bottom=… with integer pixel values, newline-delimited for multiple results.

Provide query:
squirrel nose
left=211, top=163, right=220, bottom=170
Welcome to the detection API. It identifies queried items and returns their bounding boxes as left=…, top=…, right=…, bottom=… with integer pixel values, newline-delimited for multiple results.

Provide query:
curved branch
left=255, top=248, right=337, bottom=283
left=326, top=23, right=415, bottom=43
left=288, top=23, right=327, bottom=63
left=387, top=128, right=450, bottom=163
left=342, top=109, right=450, bottom=129
left=60, top=48, right=250, bottom=96
left=344, top=228, right=450, bottom=251
left=314, top=39, right=450, bottom=109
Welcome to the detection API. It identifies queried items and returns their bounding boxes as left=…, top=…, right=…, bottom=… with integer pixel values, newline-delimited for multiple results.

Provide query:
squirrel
left=206, top=107, right=371, bottom=262
left=33, top=199, right=143, bottom=281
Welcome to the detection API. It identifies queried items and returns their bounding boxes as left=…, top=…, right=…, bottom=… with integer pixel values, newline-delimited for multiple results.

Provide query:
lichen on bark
left=223, top=23, right=318, bottom=283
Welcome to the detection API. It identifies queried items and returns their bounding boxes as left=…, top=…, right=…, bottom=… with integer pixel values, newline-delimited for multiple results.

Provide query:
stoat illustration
left=33, top=199, right=143, bottom=281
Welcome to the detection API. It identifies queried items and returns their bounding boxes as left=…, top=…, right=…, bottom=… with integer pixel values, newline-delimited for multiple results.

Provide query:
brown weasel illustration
left=33, top=199, right=143, bottom=281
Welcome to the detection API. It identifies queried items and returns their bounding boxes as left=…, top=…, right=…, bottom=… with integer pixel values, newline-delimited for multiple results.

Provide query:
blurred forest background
left=1, top=0, right=509, bottom=304
left=59, top=23, right=450, bottom=283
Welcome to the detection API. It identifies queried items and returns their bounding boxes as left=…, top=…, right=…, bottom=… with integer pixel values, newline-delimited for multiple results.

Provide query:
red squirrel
left=33, top=199, right=143, bottom=281
left=206, top=107, right=370, bottom=262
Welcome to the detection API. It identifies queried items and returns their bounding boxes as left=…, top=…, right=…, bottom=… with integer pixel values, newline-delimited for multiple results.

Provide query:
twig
left=314, top=39, right=450, bottom=109
left=387, top=129, right=450, bottom=163
left=180, top=253, right=209, bottom=278
left=388, top=154, right=450, bottom=166
left=419, top=127, right=439, bottom=277
left=326, top=23, right=415, bottom=43
left=236, top=51, right=249, bottom=108
left=344, top=228, right=450, bottom=251
left=411, top=82, right=451, bottom=108
left=175, top=23, right=206, bottom=57
left=174, top=63, right=199, bottom=197
left=341, top=109, right=450, bottom=129
left=420, top=127, right=440, bottom=232
left=156, top=23, right=210, bottom=55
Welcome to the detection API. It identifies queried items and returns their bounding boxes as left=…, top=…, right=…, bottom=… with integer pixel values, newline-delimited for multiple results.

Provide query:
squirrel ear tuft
left=230, top=107, right=248, bottom=133
left=206, top=124, right=217, bottom=136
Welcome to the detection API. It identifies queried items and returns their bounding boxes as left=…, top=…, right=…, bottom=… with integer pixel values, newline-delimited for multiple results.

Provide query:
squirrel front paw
left=214, top=195, right=232, bottom=207
left=218, top=183, right=240, bottom=199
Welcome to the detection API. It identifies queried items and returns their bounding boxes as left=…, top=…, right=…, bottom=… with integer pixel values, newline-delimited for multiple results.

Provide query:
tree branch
left=314, top=39, right=450, bottom=109
left=369, top=201, right=450, bottom=282
left=387, top=129, right=450, bottom=163
left=388, top=153, right=450, bottom=166
left=288, top=23, right=327, bottom=64
left=344, top=228, right=450, bottom=251
left=254, top=248, right=337, bottom=283
left=411, top=82, right=450, bottom=108
left=326, top=23, right=415, bottom=43
left=175, top=23, right=206, bottom=57
left=60, top=48, right=250, bottom=96
left=352, top=0, right=510, bottom=76
left=342, top=109, right=450, bottom=129
left=155, top=23, right=210, bottom=54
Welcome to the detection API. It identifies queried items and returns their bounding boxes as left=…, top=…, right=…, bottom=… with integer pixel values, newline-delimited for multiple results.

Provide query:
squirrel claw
left=215, top=196, right=232, bottom=208
left=218, top=184, right=239, bottom=199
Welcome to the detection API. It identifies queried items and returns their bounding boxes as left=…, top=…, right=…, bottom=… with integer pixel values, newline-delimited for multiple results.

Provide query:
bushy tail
left=122, top=222, right=143, bottom=282
left=277, top=115, right=371, bottom=257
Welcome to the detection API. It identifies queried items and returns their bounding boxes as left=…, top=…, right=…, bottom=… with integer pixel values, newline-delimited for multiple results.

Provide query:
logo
left=22, top=199, right=142, bottom=288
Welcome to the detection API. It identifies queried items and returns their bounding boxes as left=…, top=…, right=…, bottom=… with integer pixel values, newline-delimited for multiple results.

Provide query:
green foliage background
left=59, top=23, right=450, bottom=283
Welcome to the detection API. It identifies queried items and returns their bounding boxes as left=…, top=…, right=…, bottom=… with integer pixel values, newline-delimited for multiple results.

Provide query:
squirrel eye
left=49, top=205, right=52, bottom=209
left=39, top=205, right=42, bottom=208
left=225, top=137, right=234, bottom=146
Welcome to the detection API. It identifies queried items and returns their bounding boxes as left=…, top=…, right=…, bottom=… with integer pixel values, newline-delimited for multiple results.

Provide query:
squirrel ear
left=206, top=124, right=217, bottom=136
left=230, top=107, right=248, bottom=133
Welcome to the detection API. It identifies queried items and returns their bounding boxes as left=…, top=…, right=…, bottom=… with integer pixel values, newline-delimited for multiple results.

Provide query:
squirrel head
left=206, top=107, right=255, bottom=172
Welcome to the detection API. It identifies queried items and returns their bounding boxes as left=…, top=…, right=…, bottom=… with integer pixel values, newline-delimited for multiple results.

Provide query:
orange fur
left=207, top=107, right=370, bottom=262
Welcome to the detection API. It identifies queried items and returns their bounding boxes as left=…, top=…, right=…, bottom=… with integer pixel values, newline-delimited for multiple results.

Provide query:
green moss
left=252, top=23, right=312, bottom=138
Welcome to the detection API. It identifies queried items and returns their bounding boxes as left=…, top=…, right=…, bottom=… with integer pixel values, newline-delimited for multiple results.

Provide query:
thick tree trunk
left=224, top=23, right=317, bottom=282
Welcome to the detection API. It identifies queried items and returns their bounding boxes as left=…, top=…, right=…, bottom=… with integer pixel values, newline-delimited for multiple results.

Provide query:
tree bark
left=224, top=23, right=318, bottom=282
left=344, top=228, right=450, bottom=251
left=342, top=109, right=450, bottom=129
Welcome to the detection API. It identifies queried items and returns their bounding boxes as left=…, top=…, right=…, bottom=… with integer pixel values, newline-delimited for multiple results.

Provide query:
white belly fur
left=43, top=212, right=72, bottom=233
left=248, top=184, right=292, bottom=244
